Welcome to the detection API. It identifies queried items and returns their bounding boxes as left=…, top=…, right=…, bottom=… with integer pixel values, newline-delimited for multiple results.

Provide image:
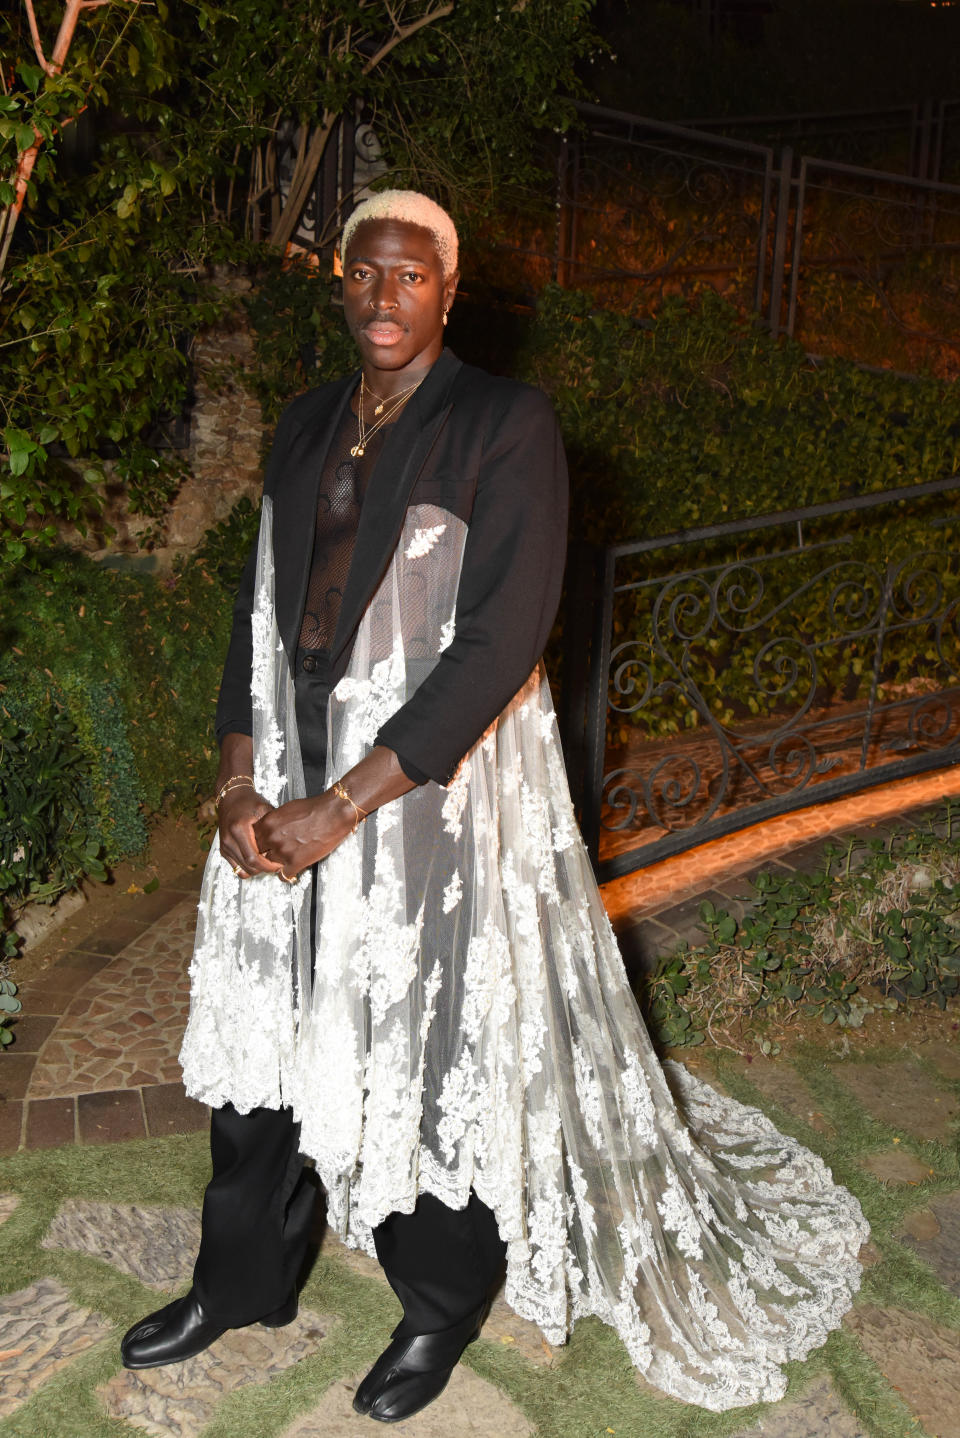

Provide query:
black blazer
left=216, top=348, right=569, bottom=786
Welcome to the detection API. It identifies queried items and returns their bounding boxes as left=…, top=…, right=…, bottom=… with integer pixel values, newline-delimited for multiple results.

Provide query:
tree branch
left=1, top=0, right=141, bottom=285
left=361, top=2, right=454, bottom=74
left=24, top=0, right=57, bottom=76
left=50, top=0, right=90, bottom=73
left=268, top=2, right=455, bottom=251
left=268, top=108, right=338, bottom=251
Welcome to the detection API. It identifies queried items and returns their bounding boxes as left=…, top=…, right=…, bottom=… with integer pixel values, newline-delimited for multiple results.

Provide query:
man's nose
left=370, top=279, right=398, bottom=310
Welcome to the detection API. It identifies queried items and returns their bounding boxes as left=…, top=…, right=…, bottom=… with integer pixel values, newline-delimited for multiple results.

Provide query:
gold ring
left=232, top=864, right=242, bottom=877
left=279, top=870, right=297, bottom=884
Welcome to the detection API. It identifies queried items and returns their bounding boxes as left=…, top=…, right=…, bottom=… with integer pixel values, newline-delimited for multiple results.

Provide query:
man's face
left=342, top=218, right=458, bottom=379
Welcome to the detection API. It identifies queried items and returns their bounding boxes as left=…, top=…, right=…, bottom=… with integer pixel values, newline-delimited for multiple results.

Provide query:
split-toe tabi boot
left=352, top=1302, right=488, bottom=1423
left=121, top=1287, right=297, bottom=1369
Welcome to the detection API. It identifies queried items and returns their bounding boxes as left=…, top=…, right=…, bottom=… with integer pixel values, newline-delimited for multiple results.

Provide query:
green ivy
left=242, top=260, right=358, bottom=428
left=191, top=495, right=262, bottom=592
left=0, top=704, right=108, bottom=966
left=515, top=287, right=960, bottom=544
left=0, top=546, right=235, bottom=873
left=641, top=805, right=960, bottom=1054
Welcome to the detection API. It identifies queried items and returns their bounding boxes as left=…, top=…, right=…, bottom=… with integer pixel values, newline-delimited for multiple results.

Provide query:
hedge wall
left=0, top=551, right=235, bottom=937
left=512, top=287, right=960, bottom=543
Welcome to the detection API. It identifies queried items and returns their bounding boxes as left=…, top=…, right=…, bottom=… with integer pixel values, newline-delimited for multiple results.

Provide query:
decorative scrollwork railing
left=559, top=476, right=960, bottom=883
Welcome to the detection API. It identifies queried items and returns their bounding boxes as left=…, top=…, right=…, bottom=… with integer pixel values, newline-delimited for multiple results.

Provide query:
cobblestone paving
left=728, top=1060, right=836, bottom=1135
left=860, top=1148, right=932, bottom=1185
left=42, top=1199, right=201, bottom=1289
left=99, top=1309, right=336, bottom=1437
left=844, top=1303, right=960, bottom=1438
left=28, top=900, right=196, bottom=1099
left=899, top=1188, right=960, bottom=1299
left=279, top=1368, right=535, bottom=1437
left=833, top=1061, right=960, bottom=1141
left=0, top=1276, right=112, bottom=1420
left=729, top=1375, right=869, bottom=1438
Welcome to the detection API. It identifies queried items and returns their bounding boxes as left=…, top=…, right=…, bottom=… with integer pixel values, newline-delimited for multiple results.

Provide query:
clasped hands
left=218, top=788, right=354, bottom=882
left=214, top=741, right=415, bottom=882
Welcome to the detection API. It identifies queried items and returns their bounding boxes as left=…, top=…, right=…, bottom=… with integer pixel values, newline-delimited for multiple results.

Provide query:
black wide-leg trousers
left=192, top=1103, right=506, bottom=1336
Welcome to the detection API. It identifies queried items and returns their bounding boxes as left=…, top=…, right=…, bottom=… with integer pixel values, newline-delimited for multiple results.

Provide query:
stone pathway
left=1, top=870, right=210, bottom=1153
left=2, top=780, right=960, bottom=1436
left=844, top=1305, right=960, bottom=1438
left=899, top=1189, right=960, bottom=1299
left=99, top=1311, right=338, bottom=1438
left=28, top=901, right=197, bottom=1099
left=0, top=1276, right=112, bottom=1420
left=278, top=1368, right=535, bottom=1437
left=42, top=1199, right=201, bottom=1289
left=732, top=1375, right=869, bottom=1438
left=834, top=1061, right=960, bottom=1142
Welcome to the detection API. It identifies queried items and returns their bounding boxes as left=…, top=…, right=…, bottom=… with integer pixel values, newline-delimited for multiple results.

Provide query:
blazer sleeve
left=214, top=399, right=308, bottom=743
left=375, top=386, right=569, bottom=785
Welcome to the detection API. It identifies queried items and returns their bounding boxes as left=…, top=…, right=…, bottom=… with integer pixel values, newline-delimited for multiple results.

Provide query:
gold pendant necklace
left=351, top=374, right=426, bottom=457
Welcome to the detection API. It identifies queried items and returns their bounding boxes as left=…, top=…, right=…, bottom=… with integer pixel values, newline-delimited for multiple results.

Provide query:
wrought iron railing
left=778, top=151, right=960, bottom=369
left=467, top=101, right=960, bottom=375
left=559, top=477, right=960, bottom=883
left=685, top=101, right=952, bottom=179
left=552, top=106, right=777, bottom=319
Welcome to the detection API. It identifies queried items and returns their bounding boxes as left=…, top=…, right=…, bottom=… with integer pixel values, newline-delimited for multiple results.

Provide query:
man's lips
left=362, top=321, right=406, bottom=346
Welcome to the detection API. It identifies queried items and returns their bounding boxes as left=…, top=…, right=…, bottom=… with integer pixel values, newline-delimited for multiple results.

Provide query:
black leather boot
left=352, top=1301, right=488, bottom=1423
left=121, top=1287, right=297, bottom=1369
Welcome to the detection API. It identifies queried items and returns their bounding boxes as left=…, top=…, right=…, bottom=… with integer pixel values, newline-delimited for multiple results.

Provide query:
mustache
left=361, top=317, right=407, bottom=331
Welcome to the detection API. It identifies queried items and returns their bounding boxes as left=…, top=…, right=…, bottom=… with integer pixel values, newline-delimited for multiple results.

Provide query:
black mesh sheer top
left=297, top=398, right=391, bottom=654
left=296, top=395, right=429, bottom=784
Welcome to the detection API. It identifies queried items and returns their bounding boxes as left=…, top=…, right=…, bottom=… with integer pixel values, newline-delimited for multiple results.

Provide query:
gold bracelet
left=331, top=779, right=369, bottom=833
left=214, top=774, right=255, bottom=811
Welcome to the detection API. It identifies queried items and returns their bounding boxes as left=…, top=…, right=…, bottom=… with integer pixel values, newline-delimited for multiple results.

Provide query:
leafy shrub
left=0, top=706, right=107, bottom=911
left=515, top=286, right=960, bottom=544
left=642, top=805, right=960, bottom=1054
left=192, top=496, right=261, bottom=592
left=0, top=976, right=20, bottom=1047
left=0, top=544, right=238, bottom=975
left=0, top=699, right=109, bottom=1014
left=242, top=260, right=359, bottom=428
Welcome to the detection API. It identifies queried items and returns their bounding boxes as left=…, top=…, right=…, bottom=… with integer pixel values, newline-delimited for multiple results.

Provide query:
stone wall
left=163, top=300, right=266, bottom=554
left=56, top=279, right=268, bottom=568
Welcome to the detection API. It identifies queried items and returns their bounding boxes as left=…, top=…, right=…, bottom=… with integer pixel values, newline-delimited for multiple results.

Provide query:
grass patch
left=1, top=1053, right=958, bottom=1438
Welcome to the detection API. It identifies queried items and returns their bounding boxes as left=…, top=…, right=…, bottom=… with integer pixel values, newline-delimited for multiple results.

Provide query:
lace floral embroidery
left=405, top=523, right=447, bottom=558
left=181, top=497, right=868, bottom=1415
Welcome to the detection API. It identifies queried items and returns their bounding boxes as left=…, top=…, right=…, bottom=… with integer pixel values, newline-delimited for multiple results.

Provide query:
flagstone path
left=2, top=772, right=960, bottom=1437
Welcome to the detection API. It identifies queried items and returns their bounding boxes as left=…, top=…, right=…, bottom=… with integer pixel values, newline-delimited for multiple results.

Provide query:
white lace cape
left=181, top=496, right=869, bottom=1412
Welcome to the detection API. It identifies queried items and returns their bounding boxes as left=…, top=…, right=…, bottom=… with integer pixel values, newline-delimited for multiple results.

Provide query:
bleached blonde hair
left=341, top=190, right=459, bottom=279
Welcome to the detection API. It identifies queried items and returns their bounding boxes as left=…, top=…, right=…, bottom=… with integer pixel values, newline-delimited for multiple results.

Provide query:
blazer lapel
left=273, top=374, right=356, bottom=660
left=330, top=348, right=462, bottom=678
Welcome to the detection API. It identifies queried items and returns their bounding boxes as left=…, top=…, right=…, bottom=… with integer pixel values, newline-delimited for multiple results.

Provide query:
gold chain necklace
left=351, top=374, right=426, bottom=458
left=364, top=379, right=397, bottom=416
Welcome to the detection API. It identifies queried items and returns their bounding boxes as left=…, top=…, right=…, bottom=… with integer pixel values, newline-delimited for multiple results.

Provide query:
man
left=122, top=192, right=868, bottom=1422
left=121, top=191, right=568, bottom=1423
